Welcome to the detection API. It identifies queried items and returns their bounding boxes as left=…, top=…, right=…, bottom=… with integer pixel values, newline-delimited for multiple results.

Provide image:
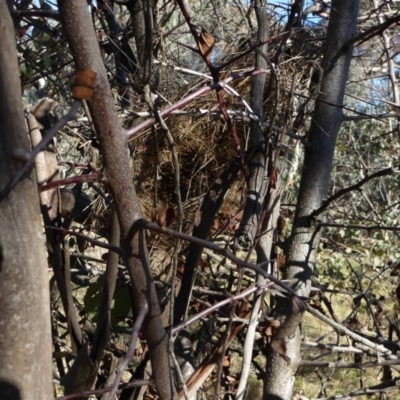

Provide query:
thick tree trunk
left=0, top=3, right=53, bottom=399
left=263, top=1, right=360, bottom=399
left=58, top=1, right=173, bottom=399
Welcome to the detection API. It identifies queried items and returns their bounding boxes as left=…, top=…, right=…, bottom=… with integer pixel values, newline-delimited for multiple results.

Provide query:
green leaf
left=83, top=277, right=103, bottom=320
left=111, top=286, right=131, bottom=322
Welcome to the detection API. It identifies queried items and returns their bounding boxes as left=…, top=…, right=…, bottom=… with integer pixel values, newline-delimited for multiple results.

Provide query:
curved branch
left=312, top=167, right=395, bottom=217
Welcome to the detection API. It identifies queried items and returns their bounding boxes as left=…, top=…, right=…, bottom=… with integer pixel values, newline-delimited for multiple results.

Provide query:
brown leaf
left=212, top=218, right=219, bottom=231
left=199, top=257, right=209, bottom=268
left=270, top=168, right=278, bottom=189
left=222, top=356, right=230, bottom=367
left=277, top=254, right=286, bottom=269
left=165, top=206, right=176, bottom=227
left=151, top=206, right=175, bottom=228
left=198, top=28, right=215, bottom=60
left=277, top=215, right=286, bottom=235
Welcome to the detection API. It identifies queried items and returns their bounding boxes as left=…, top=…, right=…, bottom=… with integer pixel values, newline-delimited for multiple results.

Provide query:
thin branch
left=107, top=303, right=149, bottom=400
left=344, top=13, right=400, bottom=49
left=312, top=378, right=400, bottom=400
left=343, top=113, right=400, bottom=121
left=300, top=359, right=400, bottom=369
left=39, top=173, right=100, bottom=192
left=128, top=219, right=301, bottom=298
left=302, top=341, right=364, bottom=354
left=56, top=380, right=150, bottom=400
left=45, top=226, right=125, bottom=256
left=318, top=222, right=400, bottom=232
left=306, top=304, right=397, bottom=358
left=125, top=69, right=269, bottom=139
left=0, top=100, right=81, bottom=201
left=311, top=167, right=396, bottom=217
left=12, top=9, right=61, bottom=20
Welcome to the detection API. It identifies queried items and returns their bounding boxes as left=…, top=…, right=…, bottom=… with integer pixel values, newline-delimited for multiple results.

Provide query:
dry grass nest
left=67, top=27, right=323, bottom=278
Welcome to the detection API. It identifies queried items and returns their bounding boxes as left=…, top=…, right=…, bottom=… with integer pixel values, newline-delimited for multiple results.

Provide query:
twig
left=55, top=379, right=150, bottom=399
left=344, top=13, right=400, bottom=49
left=343, top=112, right=400, bottom=121
left=306, top=304, right=397, bottom=358
left=317, top=222, right=400, bottom=232
left=45, top=226, right=125, bottom=256
left=39, top=172, right=100, bottom=192
left=311, top=167, right=396, bottom=217
left=300, top=359, right=400, bottom=369
left=312, top=378, right=400, bottom=400
left=128, top=218, right=301, bottom=298
left=302, top=341, right=364, bottom=354
left=107, top=304, right=149, bottom=400
left=126, top=70, right=269, bottom=139
left=12, top=9, right=61, bottom=20
left=172, top=284, right=270, bottom=334
left=0, top=100, right=81, bottom=201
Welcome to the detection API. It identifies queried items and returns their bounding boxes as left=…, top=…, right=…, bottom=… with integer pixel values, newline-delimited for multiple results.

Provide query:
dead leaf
left=277, top=254, right=286, bottom=269
left=151, top=206, right=175, bottom=228
left=277, top=215, right=286, bottom=235
left=212, top=218, right=219, bottom=231
left=198, top=27, right=215, bottom=61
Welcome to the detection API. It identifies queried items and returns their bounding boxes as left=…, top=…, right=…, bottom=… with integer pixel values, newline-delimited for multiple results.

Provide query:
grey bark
left=57, top=1, right=173, bottom=399
left=235, top=0, right=269, bottom=250
left=0, top=3, right=53, bottom=399
left=128, top=0, right=146, bottom=66
left=263, top=1, right=360, bottom=399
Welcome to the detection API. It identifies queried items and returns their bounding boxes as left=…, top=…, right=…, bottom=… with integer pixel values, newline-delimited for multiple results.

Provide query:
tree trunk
left=263, top=1, right=360, bottom=399
left=235, top=0, right=269, bottom=250
left=58, top=1, right=173, bottom=398
left=128, top=0, right=146, bottom=66
left=0, top=3, right=53, bottom=399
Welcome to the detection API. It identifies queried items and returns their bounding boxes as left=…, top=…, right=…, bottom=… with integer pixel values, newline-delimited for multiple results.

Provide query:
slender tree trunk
left=235, top=0, right=269, bottom=250
left=128, top=0, right=146, bottom=66
left=0, top=3, right=53, bottom=399
left=58, top=1, right=174, bottom=398
left=263, top=1, right=360, bottom=399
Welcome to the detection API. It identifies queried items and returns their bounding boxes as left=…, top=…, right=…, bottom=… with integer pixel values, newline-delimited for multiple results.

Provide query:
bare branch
left=312, top=167, right=396, bottom=217
left=107, top=303, right=149, bottom=400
